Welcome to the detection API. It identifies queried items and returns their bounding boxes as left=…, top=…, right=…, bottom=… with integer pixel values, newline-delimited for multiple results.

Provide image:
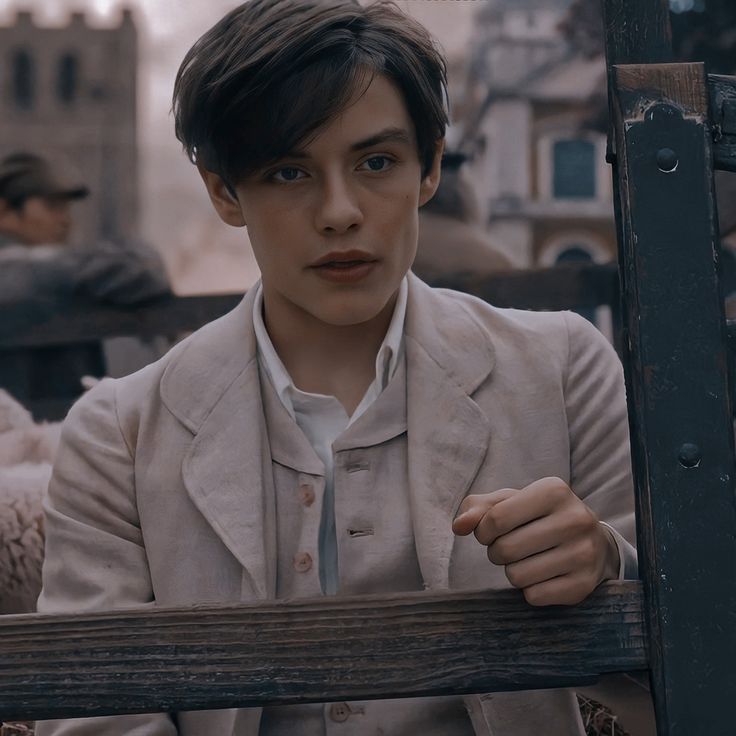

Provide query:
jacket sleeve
left=563, top=312, right=638, bottom=580
left=35, top=379, right=177, bottom=736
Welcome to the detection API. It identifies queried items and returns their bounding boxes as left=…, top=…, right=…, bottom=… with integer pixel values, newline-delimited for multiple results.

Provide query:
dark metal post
left=609, top=56, right=736, bottom=735
left=602, top=2, right=736, bottom=733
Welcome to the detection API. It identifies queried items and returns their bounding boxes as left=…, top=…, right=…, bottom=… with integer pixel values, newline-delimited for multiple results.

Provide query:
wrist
left=599, top=524, right=621, bottom=581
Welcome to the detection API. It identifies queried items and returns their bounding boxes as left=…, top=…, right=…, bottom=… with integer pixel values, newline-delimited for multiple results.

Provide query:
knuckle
left=487, top=543, right=502, bottom=565
left=458, top=495, right=479, bottom=515
left=524, top=586, right=546, bottom=607
left=577, top=535, right=598, bottom=566
left=491, top=538, right=512, bottom=563
left=483, top=505, right=502, bottom=532
left=574, top=504, right=595, bottom=527
left=505, top=564, right=523, bottom=588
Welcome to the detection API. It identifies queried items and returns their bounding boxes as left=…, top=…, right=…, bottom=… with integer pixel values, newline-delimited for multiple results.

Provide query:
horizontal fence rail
left=0, top=264, right=620, bottom=350
left=0, top=583, right=645, bottom=721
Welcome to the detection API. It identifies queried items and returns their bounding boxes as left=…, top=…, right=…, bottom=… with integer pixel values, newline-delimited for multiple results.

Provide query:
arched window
left=553, top=139, right=596, bottom=199
left=12, top=49, right=35, bottom=110
left=555, top=246, right=597, bottom=325
left=57, top=53, right=79, bottom=104
left=556, top=246, right=595, bottom=265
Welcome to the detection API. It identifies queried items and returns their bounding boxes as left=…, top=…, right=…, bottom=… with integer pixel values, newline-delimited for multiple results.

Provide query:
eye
left=271, top=167, right=306, bottom=183
left=360, top=155, right=394, bottom=172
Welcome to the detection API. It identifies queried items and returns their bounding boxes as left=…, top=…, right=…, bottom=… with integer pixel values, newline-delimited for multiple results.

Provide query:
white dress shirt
left=253, top=277, right=408, bottom=594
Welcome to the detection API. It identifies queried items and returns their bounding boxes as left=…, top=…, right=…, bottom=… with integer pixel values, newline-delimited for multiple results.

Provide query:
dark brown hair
left=173, top=0, right=448, bottom=186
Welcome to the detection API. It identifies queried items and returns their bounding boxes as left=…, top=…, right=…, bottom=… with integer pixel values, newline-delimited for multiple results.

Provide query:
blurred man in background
left=0, top=151, right=171, bottom=419
left=414, top=154, right=512, bottom=284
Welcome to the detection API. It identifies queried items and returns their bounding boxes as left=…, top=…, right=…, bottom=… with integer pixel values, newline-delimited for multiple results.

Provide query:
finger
left=475, top=477, right=580, bottom=546
left=519, top=476, right=575, bottom=516
left=502, top=543, right=578, bottom=589
left=451, top=504, right=488, bottom=537
left=452, top=488, right=517, bottom=536
left=522, top=572, right=594, bottom=607
left=484, top=505, right=595, bottom=563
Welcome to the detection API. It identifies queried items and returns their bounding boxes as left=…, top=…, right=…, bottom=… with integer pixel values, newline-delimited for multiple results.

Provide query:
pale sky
left=0, top=0, right=480, bottom=293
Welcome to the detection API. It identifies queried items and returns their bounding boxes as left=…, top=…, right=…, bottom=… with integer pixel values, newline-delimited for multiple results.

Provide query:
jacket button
left=299, top=484, right=315, bottom=507
left=293, top=552, right=312, bottom=573
left=328, top=702, right=352, bottom=722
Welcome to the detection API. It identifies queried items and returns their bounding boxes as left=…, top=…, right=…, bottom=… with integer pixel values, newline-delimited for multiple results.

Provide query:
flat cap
left=0, top=152, right=89, bottom=206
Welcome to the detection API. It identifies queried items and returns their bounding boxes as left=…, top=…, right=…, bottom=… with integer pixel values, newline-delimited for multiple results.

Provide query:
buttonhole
left=348, top=528, right=374, bottom=537
left=346, top=461, right=370, bottom=473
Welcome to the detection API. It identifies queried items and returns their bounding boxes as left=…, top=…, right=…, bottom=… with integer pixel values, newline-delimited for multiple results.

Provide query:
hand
left=452, top=477, right=620, bottom=606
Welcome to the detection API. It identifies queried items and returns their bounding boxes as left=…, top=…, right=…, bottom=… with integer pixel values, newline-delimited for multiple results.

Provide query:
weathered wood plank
left=710, top=74, right=736, bottom=172
left=611, top=61, right=736, bottom=735
left=0, top=293, right=243, bottom=348
left=0, top=265, right=618, bottom=350
left=601, top=0, right=673, bottom=69
left=429, top=264, right=618, bottom=311
left=0, top=583, right=645, bottom=721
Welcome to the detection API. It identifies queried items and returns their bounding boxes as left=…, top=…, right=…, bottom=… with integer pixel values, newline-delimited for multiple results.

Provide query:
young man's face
left=201, top=74, right=443, bottom=328
left=0, top=196, right=73, bottom=246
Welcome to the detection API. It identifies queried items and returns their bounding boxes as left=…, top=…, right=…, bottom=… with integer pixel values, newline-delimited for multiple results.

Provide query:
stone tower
left=0, top=8, right=138, bottom=246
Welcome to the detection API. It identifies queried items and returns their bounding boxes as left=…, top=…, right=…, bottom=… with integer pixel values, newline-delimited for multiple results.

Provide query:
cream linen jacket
left=36, top=273, right=636, bottom=736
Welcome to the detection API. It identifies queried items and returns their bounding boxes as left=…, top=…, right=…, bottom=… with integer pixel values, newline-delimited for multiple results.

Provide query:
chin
left=313, top=296, right=390, bottom=328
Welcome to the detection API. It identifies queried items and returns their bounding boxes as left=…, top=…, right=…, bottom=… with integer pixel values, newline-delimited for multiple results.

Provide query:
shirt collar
left=253, top=277, right=408, bottom=419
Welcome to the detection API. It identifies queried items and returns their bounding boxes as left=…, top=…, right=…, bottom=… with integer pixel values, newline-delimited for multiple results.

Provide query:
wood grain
left=0, top=583, right=645, bottom=721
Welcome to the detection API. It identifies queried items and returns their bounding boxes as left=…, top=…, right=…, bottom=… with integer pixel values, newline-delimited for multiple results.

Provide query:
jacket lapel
left=160, top=286, right=276, bottom=600
left=405, top=274, right=495, bottom=590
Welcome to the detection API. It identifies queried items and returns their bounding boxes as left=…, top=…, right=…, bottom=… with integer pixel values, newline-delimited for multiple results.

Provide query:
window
left=57, top=53, right=79, bottom=104
left=12, top=49, right=35, bottom=110
left=553, top=139, right=596, bottom=199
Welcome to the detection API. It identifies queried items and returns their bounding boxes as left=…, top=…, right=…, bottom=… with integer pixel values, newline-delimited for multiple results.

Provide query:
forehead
left=293, top=74, right=416, bottom=155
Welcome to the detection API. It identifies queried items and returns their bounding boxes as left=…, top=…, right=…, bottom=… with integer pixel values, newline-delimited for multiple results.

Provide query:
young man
left=36, top=1, right=637, bottom=734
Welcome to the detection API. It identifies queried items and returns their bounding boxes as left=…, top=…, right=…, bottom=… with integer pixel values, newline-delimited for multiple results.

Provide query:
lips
left=309, top=250, right=379, bottom=284
left=310, top=250, right=377, bottom=268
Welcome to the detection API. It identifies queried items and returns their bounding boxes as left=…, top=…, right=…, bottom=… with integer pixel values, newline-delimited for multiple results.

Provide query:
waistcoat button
left=293, top=552, right=313, bottom=573
left=328, top=702, right=352, bottom=722
left=299, top=484, right=315, bottom=507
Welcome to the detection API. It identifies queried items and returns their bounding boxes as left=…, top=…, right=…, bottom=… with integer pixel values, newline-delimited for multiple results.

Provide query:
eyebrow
left=286, top=127, right=414, bottom=160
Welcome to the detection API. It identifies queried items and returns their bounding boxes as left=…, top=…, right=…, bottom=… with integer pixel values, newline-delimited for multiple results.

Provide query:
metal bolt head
left=657, top=148, right=679, bottom=173
left=678, top=443, right=701, bottom=468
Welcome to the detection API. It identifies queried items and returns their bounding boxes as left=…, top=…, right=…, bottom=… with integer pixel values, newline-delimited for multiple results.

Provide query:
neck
left=262, top=287, right=399, bottom=414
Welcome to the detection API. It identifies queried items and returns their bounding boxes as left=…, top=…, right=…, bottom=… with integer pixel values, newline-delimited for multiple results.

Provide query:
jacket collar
left=160, top=288, right=258, bottom=433
left=404, top=273, right=495, bottom=590
left=161, top=286, right=277, bottom=599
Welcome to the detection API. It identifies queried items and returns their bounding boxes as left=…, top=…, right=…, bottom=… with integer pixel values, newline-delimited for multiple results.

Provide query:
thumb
left=452, top=487, right=520, bottom=537
left=452, top=505, right=487, bottom=536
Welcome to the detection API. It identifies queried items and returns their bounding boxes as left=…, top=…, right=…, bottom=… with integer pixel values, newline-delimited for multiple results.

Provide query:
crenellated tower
left=0, top=8, right=139, bottom=245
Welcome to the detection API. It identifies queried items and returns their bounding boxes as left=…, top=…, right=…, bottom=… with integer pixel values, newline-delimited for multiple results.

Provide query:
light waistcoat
left=259, top=353, right=474, bottom=734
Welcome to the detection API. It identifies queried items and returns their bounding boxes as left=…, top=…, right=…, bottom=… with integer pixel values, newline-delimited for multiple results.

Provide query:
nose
left=314, top=173, right=363, bottom=235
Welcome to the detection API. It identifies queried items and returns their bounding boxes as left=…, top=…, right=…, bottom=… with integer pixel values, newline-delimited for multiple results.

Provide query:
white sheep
left=0, top=390, right=61, bottom=614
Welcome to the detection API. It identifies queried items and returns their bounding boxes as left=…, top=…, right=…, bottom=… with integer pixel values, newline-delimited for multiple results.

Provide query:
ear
left=196, top=164, right=246, bottom=227
left=418, top=138, right=445, bottom=208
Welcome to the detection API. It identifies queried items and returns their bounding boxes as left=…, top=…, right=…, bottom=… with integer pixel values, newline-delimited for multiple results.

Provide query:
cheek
left=246, top=216, right=303, bottom=273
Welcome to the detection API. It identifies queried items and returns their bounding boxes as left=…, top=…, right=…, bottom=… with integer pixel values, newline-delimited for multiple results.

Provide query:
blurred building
left=0, top=8, right=139, bottom=246
left=458, top=0, right=616, bottom=270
